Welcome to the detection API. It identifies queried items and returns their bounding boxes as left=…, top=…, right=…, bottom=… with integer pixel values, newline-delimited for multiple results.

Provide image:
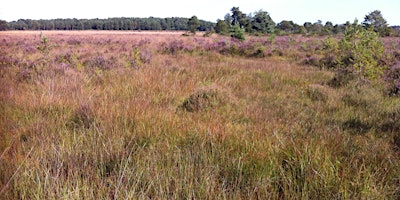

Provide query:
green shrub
left=230, top=25, right=245, bottom=41
left=322, top=21, right=387, bottom=84
left=36, top=32, right=52, bottom=55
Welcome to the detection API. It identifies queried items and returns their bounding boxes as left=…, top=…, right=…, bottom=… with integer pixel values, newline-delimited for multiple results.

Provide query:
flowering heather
left=384, top=62, right=400, bottom=95
left=1, top=31, right=400, bottom=199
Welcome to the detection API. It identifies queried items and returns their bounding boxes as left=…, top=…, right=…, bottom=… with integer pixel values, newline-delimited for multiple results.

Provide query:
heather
left=1, top=31, right=400, bottom=199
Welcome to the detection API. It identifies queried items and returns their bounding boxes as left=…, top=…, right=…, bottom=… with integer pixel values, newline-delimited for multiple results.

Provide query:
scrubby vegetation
left=1, top=29, right=400, bottom=199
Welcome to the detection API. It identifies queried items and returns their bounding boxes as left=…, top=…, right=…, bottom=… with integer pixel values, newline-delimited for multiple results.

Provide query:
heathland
left=1, top=30, right=400, bottom=199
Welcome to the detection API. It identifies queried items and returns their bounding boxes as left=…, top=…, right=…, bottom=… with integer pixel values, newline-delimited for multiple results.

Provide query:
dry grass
left=1, top=31, right=400, bottom=199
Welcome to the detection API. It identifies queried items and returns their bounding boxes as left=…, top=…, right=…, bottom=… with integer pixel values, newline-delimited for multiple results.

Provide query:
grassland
left=1, top=31, right=400, bottom=199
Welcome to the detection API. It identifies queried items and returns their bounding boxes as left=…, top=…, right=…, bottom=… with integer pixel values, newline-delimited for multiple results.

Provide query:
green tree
left=215, top=19, right=229, bottom=35
left=303, top=22, right=312, bottom=33
left=322, top=20, right=386, bottom=82
left=277, top=20, right=295, bottom=34
left=224, top=13, right=232, bottom=26
left=311, top=20, right=323, bottom=35
left=250, top=10, right=275, bottom=34
left=323, top=21, right=333, bottom=35
left=0, top=20, right=8, bottom=31
left=188, top=16, right=200, bottom=34
left=231, top=7, right=246, bottom=27
left=362, top=10, right=391, bottom=36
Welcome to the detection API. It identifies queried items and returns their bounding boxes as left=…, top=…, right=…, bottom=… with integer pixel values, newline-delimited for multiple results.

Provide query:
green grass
left=1, top=31, right=400, bottom=199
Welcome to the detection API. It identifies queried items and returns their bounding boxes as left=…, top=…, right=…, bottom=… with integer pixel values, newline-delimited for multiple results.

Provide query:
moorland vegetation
left=1, top=7, right=400, bottom=199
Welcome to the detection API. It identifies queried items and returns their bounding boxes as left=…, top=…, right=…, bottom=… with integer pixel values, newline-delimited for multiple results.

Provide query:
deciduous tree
left=250, top=10, right=275, bottom=34
left=0, top=20, right=8, bottom=31
left=188, top=16, right=200, bottom=34
left=215, top=19, right=229, bottom=35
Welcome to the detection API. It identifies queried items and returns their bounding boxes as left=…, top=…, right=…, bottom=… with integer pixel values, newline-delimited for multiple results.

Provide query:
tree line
left=215, top=8, right=398, bottom=38
left=0, top=17, right=214, bottom=31
left=0, top=8, right=398, bottom=37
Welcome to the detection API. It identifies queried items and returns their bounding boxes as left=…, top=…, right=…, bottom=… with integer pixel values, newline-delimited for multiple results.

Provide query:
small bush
left=203, top=31, right=213, bottom=37
left=322, top=21, right=387, bottom=85
left=181, top=89, right=219, bottom=112
left=303, top=54, right=320, bottom=67
left=85, top=54, right=112, bottom=70
left=230, top=25, right=245, bottom=41
left=328, top=68, right=356, bottom=87
left=383, top=62, right=400, bottom=96
left=36, top=32, right=52, bottom=56
left=159, top=40, right=186, bottom=55
left=129, top=48, right=151, bottom=69
left=179, top=86, right=229, bottom=112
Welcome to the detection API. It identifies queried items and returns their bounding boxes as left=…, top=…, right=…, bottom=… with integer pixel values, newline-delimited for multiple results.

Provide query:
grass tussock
left=1, top=31, right=400, bottom=199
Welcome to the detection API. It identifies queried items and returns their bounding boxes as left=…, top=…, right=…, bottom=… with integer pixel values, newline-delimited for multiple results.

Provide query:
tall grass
left=1, top=31, right=400, bottom=199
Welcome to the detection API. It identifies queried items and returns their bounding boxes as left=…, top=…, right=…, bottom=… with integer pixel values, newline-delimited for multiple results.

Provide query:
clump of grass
left=305, top=84, right=327, bottom=102
left=179, top=85, right=229, bottom=112
left=328, top=68, right=357, bottom=87
left=68, top=103, right=96, bottom=129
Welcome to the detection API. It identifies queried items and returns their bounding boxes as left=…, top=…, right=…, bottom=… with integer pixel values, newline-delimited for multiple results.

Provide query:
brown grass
left=1, top=31, right=400, bottom=199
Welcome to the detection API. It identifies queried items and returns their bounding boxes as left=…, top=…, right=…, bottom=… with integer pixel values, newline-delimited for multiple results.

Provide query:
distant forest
left=0, top=17, right=214, bottom=32
left=0, top=7, right=399, bottom=37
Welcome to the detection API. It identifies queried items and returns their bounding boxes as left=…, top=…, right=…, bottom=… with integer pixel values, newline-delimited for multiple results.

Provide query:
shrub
left=230, top=25, right=245, bottom=41
left=130, top=48, right=151, bottom=69
left=159, top=40, right=185, bottom=55
left=88, top=55, right=110, bottom=70
left=203, top=31, right=213, bottom=37
left=179, top=85, right=229, bottom=112
left=384, top=62, right=400, bottom=96
left=36, top=32, right=52, bottom=55
left=68, top=103, right=96, bottom=129
left=303, top=54, right=321, bottom=67
left=328, top=68, right=357, bottom=87
left=322, top=21, right=387, bottom=85
left=180, top=89, right=220, bottom=112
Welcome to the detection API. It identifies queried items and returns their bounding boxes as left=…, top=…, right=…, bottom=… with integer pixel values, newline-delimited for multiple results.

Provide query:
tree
left=188, top=16, right=200, bottom=34
left=322, top=20, right=386, bottom=83
left=277, top=20, right=295, bottom=33
left=224, top=13, right=232, bottom=26
left=303, top=22, right=312, bottom=33
left=362, top=10, right=391, bottom=36
left=231, top=7, right=246, bottom=27
left=215, top=19, right=229, bottom=35
left=323, top=21, right=334, bottom=35
left=332, top=24, right=345, bottom=34
left=311, top=20, right=323, bottom=35
left=250, top=10, right=275, bottom=34
left=0, top=20, right=8, bottom=31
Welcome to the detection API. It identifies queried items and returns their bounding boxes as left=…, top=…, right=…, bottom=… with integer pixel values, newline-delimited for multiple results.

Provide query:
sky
left=1, top=0, right=399, bottom=26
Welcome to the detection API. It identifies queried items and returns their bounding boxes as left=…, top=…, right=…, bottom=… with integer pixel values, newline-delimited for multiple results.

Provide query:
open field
left=1, top=31, right=400, bottom=199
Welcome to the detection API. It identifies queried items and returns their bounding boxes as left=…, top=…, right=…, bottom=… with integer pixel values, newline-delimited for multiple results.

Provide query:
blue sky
left=1, top=0, right=399, bottom=25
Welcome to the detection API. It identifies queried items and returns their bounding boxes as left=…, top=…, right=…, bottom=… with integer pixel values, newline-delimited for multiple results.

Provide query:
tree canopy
left=250, top=10, right=275, bottom=34
left=4, top=17, right=214, bottom=31
left=362, top=10, right=391, bottom=36
left=188, top=16, right=200, bottom=34
left=0, top=8, right=396, bottom=37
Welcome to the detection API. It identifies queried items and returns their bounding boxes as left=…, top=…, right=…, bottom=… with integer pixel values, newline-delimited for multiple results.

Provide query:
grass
left=1, top=31, right=400, bottom=199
